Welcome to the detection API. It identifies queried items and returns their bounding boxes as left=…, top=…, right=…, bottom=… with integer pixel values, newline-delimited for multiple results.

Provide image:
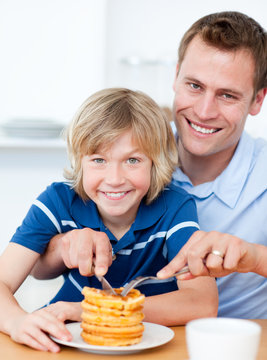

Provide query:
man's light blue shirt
left=172, top=131, right=267, bottom=318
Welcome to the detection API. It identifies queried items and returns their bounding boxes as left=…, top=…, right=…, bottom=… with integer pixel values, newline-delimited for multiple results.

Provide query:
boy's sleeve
left=166, top=197, right=199, bottom=262
left=10, top=184, right=64, bottom=254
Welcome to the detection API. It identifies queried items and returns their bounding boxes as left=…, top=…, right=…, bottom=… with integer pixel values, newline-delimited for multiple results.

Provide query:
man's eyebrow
left=184, top=76, right=202, bottom=84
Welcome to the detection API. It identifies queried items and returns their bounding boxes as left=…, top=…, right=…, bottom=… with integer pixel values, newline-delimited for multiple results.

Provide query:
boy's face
left=173, top=36, right=265, bottom=163
left=81, top=130, right=152, bottom=229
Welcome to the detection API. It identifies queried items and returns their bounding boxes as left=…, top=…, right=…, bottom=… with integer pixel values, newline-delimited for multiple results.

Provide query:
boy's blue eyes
left=92, top=158, right=139, bottom=164
left=93, top=158, right=105, bottom=163
left=127, top=158, right=139, bottom=164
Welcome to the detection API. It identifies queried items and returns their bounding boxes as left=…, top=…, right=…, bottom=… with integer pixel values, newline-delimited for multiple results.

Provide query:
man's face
left=173, top=36, right=265, bottom=162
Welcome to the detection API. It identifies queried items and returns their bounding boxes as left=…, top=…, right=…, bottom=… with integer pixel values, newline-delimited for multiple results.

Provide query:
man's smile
left=188, top=120, right=221, bottom=135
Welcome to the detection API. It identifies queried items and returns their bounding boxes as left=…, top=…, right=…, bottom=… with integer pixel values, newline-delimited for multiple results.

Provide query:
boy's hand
left=44, top=301, right=82, bottom=323
left=8, top=306, right=72, bottom=352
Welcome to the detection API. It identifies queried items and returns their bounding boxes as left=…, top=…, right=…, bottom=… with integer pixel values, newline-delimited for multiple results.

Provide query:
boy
left=0, top=88, right=217, bottom=352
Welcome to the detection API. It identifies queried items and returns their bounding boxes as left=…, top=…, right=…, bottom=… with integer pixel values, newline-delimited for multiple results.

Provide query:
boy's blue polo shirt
left=11, top=182, right=199, bottom=304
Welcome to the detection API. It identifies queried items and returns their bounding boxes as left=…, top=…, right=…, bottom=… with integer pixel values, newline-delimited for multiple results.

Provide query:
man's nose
left=194, top=93, right=219, bottom=120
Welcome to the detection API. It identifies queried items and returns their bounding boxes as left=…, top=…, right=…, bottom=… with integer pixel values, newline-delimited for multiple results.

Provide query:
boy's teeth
left=105, top=192, right=126, bottom=198
left=190, top=122, right=217, bottom=134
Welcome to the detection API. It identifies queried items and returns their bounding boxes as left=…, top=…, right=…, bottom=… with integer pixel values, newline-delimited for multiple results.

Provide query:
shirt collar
left=71, top=196, right=102, bottom=229
left=213, top=132, right=254, bottom=207
left=173, top=132, right=254, bottom=208
left=70, top=192, right=166, bottom=230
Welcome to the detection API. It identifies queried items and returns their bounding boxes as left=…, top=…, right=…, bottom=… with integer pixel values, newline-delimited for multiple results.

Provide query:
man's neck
left=178, top=142, right=237, bottom=186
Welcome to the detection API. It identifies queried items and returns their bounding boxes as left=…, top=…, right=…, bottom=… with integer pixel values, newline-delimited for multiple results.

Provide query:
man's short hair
left=178, top=11, right=267, bottom=97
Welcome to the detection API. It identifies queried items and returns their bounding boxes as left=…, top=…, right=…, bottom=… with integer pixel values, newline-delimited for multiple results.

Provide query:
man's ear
left=172, top=63, right=180, bottom=91
left=249, top=88, right=267, bottom=116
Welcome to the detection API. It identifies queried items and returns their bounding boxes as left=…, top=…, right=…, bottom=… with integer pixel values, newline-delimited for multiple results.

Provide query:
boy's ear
left=172, top=63, right=180, bottom=92
left=249, top=88, right=267, bottom=116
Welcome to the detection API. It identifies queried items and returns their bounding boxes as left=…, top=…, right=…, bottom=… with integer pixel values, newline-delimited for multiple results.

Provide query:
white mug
left=186, top=318, right=261, bottom=360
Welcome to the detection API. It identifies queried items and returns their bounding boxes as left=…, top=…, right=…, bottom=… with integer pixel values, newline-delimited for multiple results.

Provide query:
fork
left=120, top=265, right=190, bottom=297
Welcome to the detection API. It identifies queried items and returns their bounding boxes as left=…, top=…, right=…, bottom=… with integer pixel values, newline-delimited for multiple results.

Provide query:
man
left=159, top=11, right=267, bottom=318
left=32, top=11, right=267, bottom=318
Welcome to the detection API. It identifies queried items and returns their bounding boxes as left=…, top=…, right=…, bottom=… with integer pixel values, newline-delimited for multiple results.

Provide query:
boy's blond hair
left=64, top=88, right=178, bottom=204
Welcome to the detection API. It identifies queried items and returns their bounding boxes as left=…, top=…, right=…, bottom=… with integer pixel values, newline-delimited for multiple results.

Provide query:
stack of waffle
left=81, top=287, right=145, bottom=346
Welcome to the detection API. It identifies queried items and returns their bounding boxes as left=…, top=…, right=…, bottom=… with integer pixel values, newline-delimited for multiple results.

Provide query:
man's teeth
left=105, top=192, right=126, bottom=198
left=190, top=122, right=218, bottom=134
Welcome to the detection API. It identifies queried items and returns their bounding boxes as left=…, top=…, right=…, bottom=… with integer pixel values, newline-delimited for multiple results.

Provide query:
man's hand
left=157, top=230, right=265, bottom=279
left=31, top=228, right=113, bottom=279
left=60, top=228, right=113, bottom=276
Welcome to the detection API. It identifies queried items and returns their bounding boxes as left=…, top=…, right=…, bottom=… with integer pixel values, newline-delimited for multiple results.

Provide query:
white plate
left=51, top=321, right=174, bottom=355
left=1, top=119, right=64, bottom=138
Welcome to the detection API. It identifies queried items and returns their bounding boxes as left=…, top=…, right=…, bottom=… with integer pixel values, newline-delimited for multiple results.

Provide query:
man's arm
left=31, top=228, right=113, bottom=279
left=30, top=233, right=67, bottom=279
left=157, top=230, right=267, bottom=279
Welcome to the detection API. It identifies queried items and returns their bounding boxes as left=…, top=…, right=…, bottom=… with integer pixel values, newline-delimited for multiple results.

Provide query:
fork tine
left=121, top=265, right=190, bottom=297
left=121, top=279, right=137, bottom=297
left=121, top=276, right=152, bottom=297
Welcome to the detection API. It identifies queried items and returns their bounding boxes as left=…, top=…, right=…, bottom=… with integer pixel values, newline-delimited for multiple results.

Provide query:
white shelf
left=0, top=136, right=66, bottom=149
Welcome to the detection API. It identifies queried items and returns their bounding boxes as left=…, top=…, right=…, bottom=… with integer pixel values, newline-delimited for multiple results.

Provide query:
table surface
left=0, top=320, right=266, bottom=360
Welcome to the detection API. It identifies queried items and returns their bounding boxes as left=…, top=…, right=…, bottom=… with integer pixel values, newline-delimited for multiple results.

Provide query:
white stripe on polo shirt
left=166, top=221, right=200, bottom=240
left=118, top=232, right=167, bottom=254
left=68, top=272, right=83, bottom=292
left=61, top=220, right=78, bottom=228
left=33, top=199, right=62, bottom=233
left=118, top=221, right=199, bottom=255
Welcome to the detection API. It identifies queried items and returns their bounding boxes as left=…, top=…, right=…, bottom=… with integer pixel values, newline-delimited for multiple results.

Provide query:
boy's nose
left=105, top=164, right=125, bottom=185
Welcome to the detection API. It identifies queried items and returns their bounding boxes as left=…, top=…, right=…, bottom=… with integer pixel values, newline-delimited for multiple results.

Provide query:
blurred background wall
left=0, top=0, right=266, bottom=133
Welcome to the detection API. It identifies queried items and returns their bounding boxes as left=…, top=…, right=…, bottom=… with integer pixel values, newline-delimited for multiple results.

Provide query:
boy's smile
left=102, top=191, right=130, bottom=199
left=81, top=130, right=152, bottom=234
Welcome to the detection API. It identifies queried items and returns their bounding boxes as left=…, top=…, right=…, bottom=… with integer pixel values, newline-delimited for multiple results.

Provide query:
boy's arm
left=143, top=276, right=218, bottom=326
left=0, top=243, right=71, bottom=352
left=31, top=228, right=113, bottom=279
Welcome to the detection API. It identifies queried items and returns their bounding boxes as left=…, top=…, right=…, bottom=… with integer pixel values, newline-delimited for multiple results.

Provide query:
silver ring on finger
left=211, top=250, right=224, bottom=259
